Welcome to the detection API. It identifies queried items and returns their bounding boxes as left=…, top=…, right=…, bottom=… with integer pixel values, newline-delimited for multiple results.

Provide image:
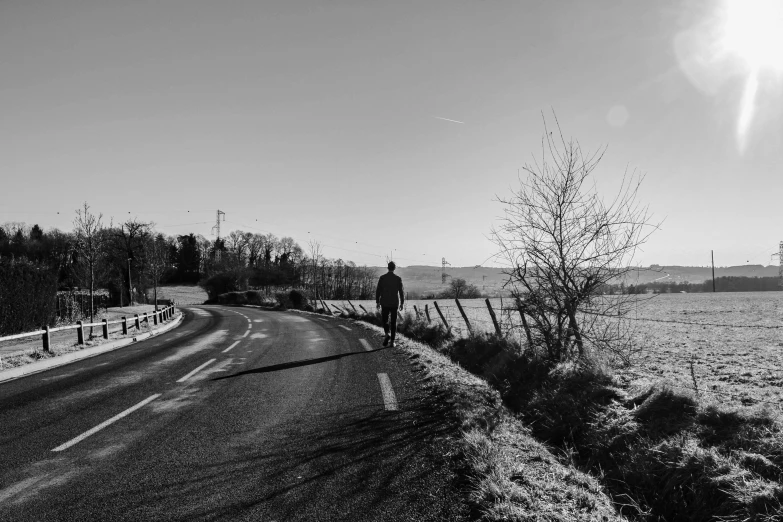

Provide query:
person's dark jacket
left=376, top=272, right=404, bottom=308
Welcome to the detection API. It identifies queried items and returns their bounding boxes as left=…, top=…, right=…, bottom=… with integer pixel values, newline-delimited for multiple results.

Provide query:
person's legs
left=389, top=308, right=398, bottom=342
left=381, top=307, right=392, bottom=344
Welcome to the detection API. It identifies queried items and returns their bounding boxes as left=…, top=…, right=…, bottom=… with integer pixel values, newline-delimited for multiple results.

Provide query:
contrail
left=433, top=116, right=465, bottom=124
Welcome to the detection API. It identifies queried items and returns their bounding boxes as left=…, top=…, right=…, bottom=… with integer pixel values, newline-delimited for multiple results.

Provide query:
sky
left=2, top=0, right=782, bottom=268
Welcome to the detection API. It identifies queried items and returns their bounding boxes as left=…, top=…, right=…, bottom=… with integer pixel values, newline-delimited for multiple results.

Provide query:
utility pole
left=128, top=258, right=133, bottom=305
left=442, top=257, right=451, bottom=285
left=779, top=242, right=783, bottom=288
left=211, top=210, right=225, bottom=261
left=711, top=250, right=716, bottom=292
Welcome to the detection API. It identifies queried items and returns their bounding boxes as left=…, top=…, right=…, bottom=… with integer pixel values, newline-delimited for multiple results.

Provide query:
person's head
left=387, top=261, right=396, bottom=272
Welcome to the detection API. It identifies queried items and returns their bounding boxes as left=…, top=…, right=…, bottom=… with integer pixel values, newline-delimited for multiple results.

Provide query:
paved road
left=0, top=306, right=468, bottom=521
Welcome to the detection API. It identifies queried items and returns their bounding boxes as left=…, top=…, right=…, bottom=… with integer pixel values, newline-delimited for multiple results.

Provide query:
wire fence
left=324, top=296, right=783, bottom=410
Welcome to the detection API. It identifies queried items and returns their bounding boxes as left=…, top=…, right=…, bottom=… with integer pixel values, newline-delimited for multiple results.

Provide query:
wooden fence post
left=433, top=301, right=449, bottom=329
left=516, top=298, right=535, bottom=348
left=77, top=321, right=85, bottom=345
left=413, top=305, right=421, bottom=319
left=424, top=304, right=432, bottom=323
left=359, top=304, right=369, bottom=315
left=102, top=319, right=109, bottom=339
left=153, top=311, right=158, bottom=326
left=485, top=298, right=502, bottom=336
left=134, top=314, right=140, bottom=330
left=42, top=325, right=51, bottom=352
left=347, top=300, right=358, bottom=313
left=455, top=299, right=473, bottom=335
left=122, top=317, right=128, bottom=335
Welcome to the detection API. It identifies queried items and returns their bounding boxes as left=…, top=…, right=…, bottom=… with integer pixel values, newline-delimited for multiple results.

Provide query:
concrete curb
left=0, top=312, right=184, bottom=385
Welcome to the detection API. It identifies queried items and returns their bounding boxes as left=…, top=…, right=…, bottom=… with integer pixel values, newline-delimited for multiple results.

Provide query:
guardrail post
left=143, top=312, right=149, bottom=325
left=134, top=314, right=140, bottom=330
left=486, top=298, right=502, bottom=336
left=433, top=301, right=449, bottom=329
left=166, top=307, right=170, bottom=320
left=77, top=321, right=85, bottom=345
left=102, top=319, right=109, bottom=339
left=42, top=325, right=51, bottom=352
left=122, top=317, right=128, bottom=335
left=153, top=311, right=158, bottom=326
left=455, top=299, right=473, bottom=335
left=424, top=304, right=432, bottom=323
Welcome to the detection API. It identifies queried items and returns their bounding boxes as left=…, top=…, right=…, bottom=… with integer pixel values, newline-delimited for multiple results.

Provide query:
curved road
left=0, top=306, right=469, bottom=521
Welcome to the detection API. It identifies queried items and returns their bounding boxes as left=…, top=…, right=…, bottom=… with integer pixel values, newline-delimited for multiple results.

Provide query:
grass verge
left=329, top=310, right=626, bottom=521
left=334, top=307, right=782, bottom=521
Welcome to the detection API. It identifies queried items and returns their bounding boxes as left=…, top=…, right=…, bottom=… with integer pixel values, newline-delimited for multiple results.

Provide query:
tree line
left=0, top=205, right=379, bottom=335
left=608, top=276, right=782, bottom=294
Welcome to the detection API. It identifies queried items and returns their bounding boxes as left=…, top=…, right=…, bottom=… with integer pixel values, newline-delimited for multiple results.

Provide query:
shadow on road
left=210, top=349, right=386, bottom=380
left=119, top=391, right=469, bottom=521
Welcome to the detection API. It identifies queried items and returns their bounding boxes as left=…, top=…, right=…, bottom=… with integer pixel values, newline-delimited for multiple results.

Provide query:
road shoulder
left=0, top=313, right=184, bottom=384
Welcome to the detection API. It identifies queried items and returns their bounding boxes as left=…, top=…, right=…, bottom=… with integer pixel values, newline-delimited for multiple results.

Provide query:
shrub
left=217, top=291, right=248, bottom=305
left=201, top=271, right=248, bottom=301
left=274, top=292, right=291, bottom=310
left=0, top=259, right=58, bottom=335
left=288, top=289, right=308, bottom=309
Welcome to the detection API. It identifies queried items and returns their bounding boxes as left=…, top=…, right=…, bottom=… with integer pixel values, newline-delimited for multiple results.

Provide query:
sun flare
left=718, top=0, right=783, bottom=151
left=723, top=0, right=783, bottom=70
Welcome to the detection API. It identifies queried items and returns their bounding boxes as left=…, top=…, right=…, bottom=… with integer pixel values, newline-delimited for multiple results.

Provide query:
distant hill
left=370, top=265, right=510, bottom=297
left=377, top=264, right=781, bottom=297
left=621, top=265, right=779, bottom=285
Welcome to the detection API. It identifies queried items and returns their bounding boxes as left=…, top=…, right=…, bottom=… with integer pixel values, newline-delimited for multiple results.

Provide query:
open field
left=148, top=285, right=208, bottom=305
left=326, top=292, right=783, bottom=410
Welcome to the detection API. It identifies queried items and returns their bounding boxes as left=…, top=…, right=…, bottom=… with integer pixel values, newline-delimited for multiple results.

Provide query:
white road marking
left=222, top=341, right=240, bottom=353
left=247, top=324, right=252, bottom=329
left=339, top=325, right=351, bottom=331
left=52, top=394, right=161, bottom=452
left=359, top=339, right=373, bottom=351
left=177, top=359, right=216, bottom=382
left=242, top=330, right=249, bottom=338
left=377, top=373, right=398, bottom=411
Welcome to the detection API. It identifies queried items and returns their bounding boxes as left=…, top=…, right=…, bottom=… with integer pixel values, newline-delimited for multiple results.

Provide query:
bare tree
left=491, top=114, right=658, bottom=363
left=145, top=232, right=170, bottom=310
left=109, top=218, right=152, bottom=305
left=73, top=203, right=107, bottom=328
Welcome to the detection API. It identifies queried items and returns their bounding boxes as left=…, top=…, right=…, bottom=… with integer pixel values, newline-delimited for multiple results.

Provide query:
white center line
left=377, top=373, right=398, bottom=411
left=359, top=339, right=373, bottom=351
left=222, top=341, right=240, bottom=353
left=247, top=324, right=252, bottom=329
left=177, top=359, right=216, bottom=382
left=339, top=325, right=351, bottom=331
left=52, top=394, right=161, bottom=452
left=242, top=330, right=249, bottom=338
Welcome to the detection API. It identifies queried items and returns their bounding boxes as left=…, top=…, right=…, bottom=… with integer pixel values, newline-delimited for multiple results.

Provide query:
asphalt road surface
left=0, top=306, right=469, bottom=521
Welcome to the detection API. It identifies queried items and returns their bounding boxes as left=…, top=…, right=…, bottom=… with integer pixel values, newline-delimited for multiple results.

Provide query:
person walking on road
left=376, top=261, right=404, bottom=347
